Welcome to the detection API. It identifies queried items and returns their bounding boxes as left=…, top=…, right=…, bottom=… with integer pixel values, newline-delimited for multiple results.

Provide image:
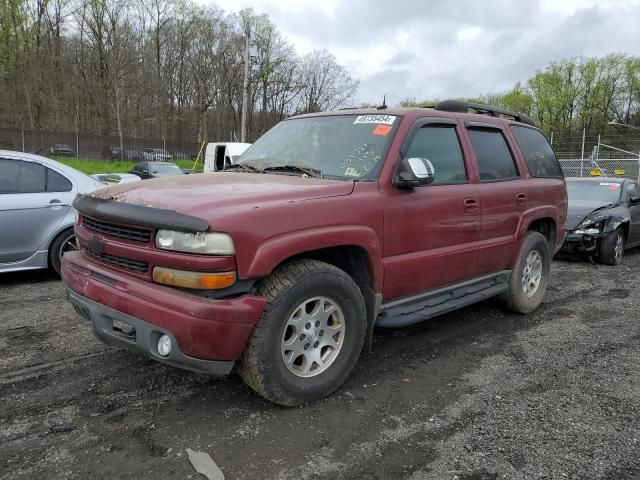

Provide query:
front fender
left=603, top=214, right=629, bottom=236
left=244, top=225, right=383, bottom=292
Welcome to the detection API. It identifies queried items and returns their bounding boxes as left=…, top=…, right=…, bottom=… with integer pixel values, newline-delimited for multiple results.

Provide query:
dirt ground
left=1, top=252, right=639, bottom=480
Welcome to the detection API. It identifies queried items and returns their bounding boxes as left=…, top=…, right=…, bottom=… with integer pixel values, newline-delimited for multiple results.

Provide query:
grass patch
left=54, top=156, right=204, bottom=174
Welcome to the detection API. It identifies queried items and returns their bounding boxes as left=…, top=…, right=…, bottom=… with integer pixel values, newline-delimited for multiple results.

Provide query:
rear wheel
left=238, top=259, right=366, bottom=406
left=503, top=231, right=550, bottom=314
left=598, top=227, right=625, bottom=266
left=49, top=228, right=77, bottom=275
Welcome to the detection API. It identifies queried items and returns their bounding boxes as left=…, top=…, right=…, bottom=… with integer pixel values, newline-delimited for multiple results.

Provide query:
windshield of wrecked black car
left=567, top=181, right=623, bottom=203
left=238, top=114, right=398, bottom=180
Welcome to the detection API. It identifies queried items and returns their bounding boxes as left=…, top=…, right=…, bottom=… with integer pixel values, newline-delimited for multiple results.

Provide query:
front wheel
left=503, top=231, right=550, bottom=314
left=49, top=228, right=78, bottom=275
left=238, top=259, right=367, bottom=406
left=598, top=227, right=625, bottom=266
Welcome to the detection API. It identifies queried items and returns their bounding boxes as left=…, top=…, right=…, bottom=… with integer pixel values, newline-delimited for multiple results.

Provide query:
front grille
left=83, top=217, right=152, bottom=243
left=84, top=248, right=149, bottom=273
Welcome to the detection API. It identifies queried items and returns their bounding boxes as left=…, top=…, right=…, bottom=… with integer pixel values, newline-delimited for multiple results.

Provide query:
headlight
left=574, top=218, right=604, bottom=236
left=155, top=230, right=235, bottom=255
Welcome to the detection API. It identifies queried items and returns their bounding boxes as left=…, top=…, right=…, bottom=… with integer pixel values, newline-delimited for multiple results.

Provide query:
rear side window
left=46, top=168, right=72, bottom=192
left=468, top=129, right=518, bottom=181
left=0, top=159, right=45, bottom=193
left=511, top=126, right=563, bottom=178
left=404, top=126, right=468, bottom=184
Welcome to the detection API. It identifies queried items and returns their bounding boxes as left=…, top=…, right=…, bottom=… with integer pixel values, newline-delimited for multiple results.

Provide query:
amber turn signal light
left=152, top=267, right=236, bottom=290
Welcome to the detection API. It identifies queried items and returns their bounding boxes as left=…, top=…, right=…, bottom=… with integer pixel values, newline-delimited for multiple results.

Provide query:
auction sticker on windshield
left=353, top=115, right=397, bottom=125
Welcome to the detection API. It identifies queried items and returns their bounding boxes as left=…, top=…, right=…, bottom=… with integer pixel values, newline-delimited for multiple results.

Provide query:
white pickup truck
left=204, top=142, right=251, bottom=172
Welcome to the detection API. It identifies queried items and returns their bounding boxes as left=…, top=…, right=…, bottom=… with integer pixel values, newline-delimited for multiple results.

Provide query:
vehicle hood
left=89, top=172, right=355, bottom=217
left=566, top=200, right=622, bottom=230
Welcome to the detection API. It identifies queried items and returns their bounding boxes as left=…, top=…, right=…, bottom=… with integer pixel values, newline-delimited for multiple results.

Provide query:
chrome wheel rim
left=614, top=232, right=624, bottom=260
left=281, top=296, right=345, bottom=378
left=522, top=250, right=543, bottom=298
left=59, top=234, right=78, bottom=261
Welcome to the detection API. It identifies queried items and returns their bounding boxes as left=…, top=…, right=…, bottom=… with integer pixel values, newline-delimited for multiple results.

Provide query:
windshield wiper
left=224, top=163, right=262, bottom=173
left=262, top=165, right=322, bottom=178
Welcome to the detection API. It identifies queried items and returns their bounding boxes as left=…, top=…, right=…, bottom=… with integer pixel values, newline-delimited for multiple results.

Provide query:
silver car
left=0, top=150, right=103, bottom=275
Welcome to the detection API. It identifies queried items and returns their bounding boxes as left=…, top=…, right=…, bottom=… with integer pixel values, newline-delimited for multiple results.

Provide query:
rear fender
left=513, top=206, right=561, bottom=261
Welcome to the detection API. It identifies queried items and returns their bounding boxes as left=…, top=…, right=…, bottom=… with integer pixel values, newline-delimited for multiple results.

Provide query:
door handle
left=464, top=197, right=480, bottom=214
left=516, top=193, right=527, bottom=207
left=47, top=199, right=70, bottom=207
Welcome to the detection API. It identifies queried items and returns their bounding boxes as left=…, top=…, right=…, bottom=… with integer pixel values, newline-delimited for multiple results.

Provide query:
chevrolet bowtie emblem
left=87, top=236, right=105, bottom=255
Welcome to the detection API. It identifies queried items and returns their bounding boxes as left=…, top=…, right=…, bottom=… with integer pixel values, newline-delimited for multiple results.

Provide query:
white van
left=204, top=142, right=252, bottom=172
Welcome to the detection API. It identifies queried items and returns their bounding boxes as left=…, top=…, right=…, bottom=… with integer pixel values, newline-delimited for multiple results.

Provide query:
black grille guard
left=74, top=194, right=209, bottom=233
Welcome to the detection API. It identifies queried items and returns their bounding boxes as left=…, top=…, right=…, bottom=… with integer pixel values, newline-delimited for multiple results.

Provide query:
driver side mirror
left=630, top=196, right=640, bottom=206
left=393, top=157, right=435, bottom=189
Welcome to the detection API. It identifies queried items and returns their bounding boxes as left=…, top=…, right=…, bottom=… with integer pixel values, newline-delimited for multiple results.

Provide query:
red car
left=62, top=101, right=567, bottom=405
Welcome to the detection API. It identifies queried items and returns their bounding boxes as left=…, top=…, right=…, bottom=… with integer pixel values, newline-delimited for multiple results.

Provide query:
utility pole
left=241, top=24, right=250, bottom=143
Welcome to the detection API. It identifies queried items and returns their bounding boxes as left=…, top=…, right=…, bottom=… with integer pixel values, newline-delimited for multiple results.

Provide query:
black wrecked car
left=560, top=177, right=640, bottom=265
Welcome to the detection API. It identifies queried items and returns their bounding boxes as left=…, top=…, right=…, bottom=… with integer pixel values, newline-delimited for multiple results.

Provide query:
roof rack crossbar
left=434, top=99, right=536, bottom=127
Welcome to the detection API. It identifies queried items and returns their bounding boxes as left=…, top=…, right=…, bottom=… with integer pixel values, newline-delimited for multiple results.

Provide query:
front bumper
left=560, top=232, right=601, bottom=255
left=62, top=251, right=267, bottom=367
left=66, top=289, right=234, bottom=375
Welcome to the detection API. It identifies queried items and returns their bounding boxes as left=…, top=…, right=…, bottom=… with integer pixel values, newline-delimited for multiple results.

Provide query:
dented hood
left=90, top=172, right=355, bottom=217
left=565, top=200, right=621, bottom=230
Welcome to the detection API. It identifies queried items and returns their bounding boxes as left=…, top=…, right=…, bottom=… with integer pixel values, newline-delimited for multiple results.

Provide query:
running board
left=376, top=271, right=511, bottom=328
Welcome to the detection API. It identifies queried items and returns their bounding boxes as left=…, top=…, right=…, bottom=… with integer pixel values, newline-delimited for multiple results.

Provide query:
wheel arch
left=246, top=232, right=383, bottom=354
left=47, top=225, right=76, bottom=267
left=244, top=226, right=383, bottom=293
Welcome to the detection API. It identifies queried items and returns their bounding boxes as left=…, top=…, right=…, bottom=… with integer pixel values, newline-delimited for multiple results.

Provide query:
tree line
left=0, top=0, right=359, bottom=144
left=402, top=54, right=640, bottom=137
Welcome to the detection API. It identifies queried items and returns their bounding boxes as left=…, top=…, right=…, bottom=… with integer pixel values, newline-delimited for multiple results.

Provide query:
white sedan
left=0, top=150, right=104, bottom=275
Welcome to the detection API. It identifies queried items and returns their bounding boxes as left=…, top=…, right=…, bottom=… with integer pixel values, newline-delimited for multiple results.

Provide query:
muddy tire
left=49, top=228, right=77, bottom=276
left=598, top=227, right=625, bottom=266
left=238, top=259, right=367, bottom=406
left=503, top=231, right=550, bottom=314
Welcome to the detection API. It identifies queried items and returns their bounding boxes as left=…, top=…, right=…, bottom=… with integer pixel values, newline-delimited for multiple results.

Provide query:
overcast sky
left=211, top=0, right=640, bottom=106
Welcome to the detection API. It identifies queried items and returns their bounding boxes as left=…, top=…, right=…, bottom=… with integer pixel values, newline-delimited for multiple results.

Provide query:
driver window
left=626, top=183, right=639, bottom=201
left=404, top=126, right=468, bottom=185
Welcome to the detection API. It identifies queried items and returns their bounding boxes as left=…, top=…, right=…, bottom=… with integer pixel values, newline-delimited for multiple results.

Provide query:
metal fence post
left=580, top=127, right=585, bottom=178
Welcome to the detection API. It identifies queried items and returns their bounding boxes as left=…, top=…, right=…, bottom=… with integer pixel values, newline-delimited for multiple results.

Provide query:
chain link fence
left=552, top=128, right=640, bottom=181
left=558, top=158, right=640, bottom=181
left=0, top=127, right=200, bottom=161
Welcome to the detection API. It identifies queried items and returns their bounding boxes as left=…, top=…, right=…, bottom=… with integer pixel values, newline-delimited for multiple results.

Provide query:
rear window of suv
left=468, top=129, right=519, bottom=181
left=510, top=126, right=563, bottom=178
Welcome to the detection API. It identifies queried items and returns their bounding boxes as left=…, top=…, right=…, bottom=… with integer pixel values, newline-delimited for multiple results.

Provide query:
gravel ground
left=1, top=252, right=639, bottom=480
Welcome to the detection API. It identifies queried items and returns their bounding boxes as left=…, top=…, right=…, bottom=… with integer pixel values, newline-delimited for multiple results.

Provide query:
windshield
left=567, top=181, right=623, bottom=203
left=151, top=164, right=183, bottom=176
left=239, top=114, right=398, bottom=180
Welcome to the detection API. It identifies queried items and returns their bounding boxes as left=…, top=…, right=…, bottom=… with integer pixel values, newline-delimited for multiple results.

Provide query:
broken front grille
left=84, top=248, right=149, bottom=273
left=83, top=217, right=152, bottom=243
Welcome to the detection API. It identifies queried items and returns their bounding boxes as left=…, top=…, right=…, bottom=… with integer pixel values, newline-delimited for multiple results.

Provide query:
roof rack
left=435, top=99, right=537, bottom=127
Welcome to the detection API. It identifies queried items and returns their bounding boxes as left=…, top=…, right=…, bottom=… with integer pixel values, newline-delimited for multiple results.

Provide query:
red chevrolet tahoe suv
left=62, top=101, right=567, bottom=406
